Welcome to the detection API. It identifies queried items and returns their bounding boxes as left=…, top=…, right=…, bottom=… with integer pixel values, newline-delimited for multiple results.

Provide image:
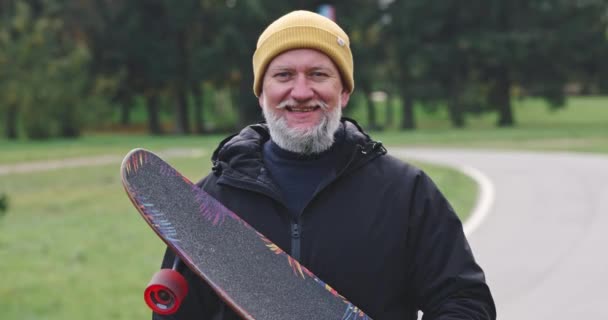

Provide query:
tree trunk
left=60, top=116, right=80, bottom=138
left=59, top=108, right=80, bottom=138
left=174, top=84, right=190, bottom=134
left=362, top=85, right=379, bottom=131
left=400, top=92, right=415, bottom=130
left=174, top=31, right=190, bottom=134
left=448, top=81, right=465, bottom=128
left=495, top=71, right=514, bottom=127
left=237, top=79, right=262, bottom=127
left=145, top=92, right=163, bottom=135
left=5, top=104, right=18, bottom=139
left=192, top=82, right=205, bottom=134
left=60, top=125, right=79, bottom=138
left=120, top=102, right=130, bottom=125
left=494, top=5, right=515, bottom=127
left=385, top=93, right=394, bottom=129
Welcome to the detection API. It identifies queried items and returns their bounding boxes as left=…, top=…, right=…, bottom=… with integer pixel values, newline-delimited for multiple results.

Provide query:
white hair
left=262, top=95, right=342, bottom=155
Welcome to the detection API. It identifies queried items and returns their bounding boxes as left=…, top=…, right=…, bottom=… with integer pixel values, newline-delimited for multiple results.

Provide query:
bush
left=0, top=193, right=8, bottom=217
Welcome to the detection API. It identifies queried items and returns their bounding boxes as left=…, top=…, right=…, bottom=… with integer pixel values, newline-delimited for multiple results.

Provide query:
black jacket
left=155, top=119, right=496, bottom=320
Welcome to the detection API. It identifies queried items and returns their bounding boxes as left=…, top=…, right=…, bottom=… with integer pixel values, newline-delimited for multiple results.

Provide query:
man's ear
left=340, top=90, right=351, bottom=108
left=258, top=93, right=264, bottom=109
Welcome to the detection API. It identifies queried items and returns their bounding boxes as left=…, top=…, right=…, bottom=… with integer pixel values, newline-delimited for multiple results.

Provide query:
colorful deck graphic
left=122, top=148, right=372, bottom=320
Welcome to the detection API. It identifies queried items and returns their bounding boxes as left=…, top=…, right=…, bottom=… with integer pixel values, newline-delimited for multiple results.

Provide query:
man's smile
left=285, top=106, right=320, bottom=112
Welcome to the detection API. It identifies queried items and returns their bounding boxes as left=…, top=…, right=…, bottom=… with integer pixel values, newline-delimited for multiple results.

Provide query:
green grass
left=411, top=161, right=477, bottom=220
left=0, top=158, right=207, bottom=320
left=355, top=96, right=608, bottom=153
left=0, top=151, right=473, bottom=320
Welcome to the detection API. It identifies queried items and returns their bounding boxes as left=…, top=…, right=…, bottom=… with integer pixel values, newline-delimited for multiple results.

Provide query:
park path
left=0, top=148, right=205, bottom=176
left=394, top=147, right=608, bottom=320
left=4, top=146, right=607, bottom=319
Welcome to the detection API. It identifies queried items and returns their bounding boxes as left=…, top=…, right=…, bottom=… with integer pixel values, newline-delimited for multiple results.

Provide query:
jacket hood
left=210, top=118, right=386, bottom=184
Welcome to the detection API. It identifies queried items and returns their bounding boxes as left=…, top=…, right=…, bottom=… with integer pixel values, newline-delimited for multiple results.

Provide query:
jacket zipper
left=215, top=140, right=384, bottom=264
left=290, top=218, right=301, bottom=261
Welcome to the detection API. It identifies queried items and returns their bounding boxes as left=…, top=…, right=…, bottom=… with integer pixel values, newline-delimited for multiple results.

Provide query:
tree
left=382, top=0, right=608, bottom=128
left=0, top=0, right=109, bottom=139
left=382, top=0, right=443, bottom=130
left=337, top=1, right=386, bottom=130
left=453, top=0, right=608, bottom=126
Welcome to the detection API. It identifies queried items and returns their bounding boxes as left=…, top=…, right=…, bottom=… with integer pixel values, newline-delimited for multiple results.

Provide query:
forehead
left=267, top=48, right=339, bottom=71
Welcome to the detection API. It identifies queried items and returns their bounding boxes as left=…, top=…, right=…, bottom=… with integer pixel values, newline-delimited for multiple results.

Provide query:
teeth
left=289, top=106, right=317, bottom=112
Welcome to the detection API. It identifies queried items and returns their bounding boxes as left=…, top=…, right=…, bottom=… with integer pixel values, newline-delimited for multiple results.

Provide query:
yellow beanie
left=252, top=10, right=354, bottom=97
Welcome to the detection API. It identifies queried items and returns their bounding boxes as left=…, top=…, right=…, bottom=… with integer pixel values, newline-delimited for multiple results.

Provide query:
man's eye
left=274, top=72, right=291, bottom=79
left=310, top=71, right=329, bottom=78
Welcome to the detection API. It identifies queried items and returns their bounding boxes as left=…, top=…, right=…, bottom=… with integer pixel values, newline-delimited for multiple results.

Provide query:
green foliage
left=379, top=0, right=608, bottom=127
left=2, top=1, right=608, bottom=136
left=0, top=0, right=113, bottom=139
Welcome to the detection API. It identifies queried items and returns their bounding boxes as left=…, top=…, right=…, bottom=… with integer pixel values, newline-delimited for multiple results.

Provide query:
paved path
left=0, top=148, right=205, bottom=176
left=394, top=148, right=608, bottom=320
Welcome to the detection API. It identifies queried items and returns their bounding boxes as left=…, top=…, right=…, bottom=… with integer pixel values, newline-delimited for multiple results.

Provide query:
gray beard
left=262, top=96, right=342, bottom=155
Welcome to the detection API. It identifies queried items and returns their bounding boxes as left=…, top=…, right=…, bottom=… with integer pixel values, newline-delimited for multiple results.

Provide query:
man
left=155, top=10, right=496, bottom=320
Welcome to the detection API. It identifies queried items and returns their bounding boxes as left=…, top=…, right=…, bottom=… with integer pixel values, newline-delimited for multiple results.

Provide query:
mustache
left=275, top=99, right=329, bottom=110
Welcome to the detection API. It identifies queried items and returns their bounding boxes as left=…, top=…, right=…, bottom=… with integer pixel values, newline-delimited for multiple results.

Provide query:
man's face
left=259, top=49, right=351, bottom=154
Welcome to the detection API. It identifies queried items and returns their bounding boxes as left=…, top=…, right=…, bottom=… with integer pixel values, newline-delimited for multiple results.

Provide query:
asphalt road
left=393, top=148, right=608, bottom=319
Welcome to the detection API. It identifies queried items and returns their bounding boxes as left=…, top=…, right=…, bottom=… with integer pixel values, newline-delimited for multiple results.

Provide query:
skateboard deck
left=121, top=148, right=371, bottom=320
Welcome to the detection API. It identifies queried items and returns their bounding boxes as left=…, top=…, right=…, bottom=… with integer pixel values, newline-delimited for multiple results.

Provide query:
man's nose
left=290, top=75, right=314, bottom=101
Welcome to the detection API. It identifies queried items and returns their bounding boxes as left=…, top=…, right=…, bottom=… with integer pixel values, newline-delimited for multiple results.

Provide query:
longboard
left=121, top=148, right=371, bottom=319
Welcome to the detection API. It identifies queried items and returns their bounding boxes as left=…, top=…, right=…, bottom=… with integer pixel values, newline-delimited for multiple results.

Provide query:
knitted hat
left=252, top=10, right=354, bottom=97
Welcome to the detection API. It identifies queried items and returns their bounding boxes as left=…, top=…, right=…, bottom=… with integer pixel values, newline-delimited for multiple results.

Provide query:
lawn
left=370, top=96, right=608, bottom=153
left=0, top=158, right=206, bottom=319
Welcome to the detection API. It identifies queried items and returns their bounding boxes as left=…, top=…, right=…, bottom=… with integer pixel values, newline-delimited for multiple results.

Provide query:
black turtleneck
left=262, top=126, right=345, bottom=216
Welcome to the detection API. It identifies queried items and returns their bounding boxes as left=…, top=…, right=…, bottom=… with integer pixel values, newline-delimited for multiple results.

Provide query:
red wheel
left=144, top=269, right=189, bottom=315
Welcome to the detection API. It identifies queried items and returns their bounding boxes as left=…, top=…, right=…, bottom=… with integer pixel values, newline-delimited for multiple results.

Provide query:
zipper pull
left=291, top=222, right=301, bottom=239
left=290, top=220, right=302, bottom=261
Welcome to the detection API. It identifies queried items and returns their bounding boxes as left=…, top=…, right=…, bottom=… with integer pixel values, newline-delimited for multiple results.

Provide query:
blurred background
left=1, top=0, right=607, bottom=319
left=1, top=0, right=607, bottom=138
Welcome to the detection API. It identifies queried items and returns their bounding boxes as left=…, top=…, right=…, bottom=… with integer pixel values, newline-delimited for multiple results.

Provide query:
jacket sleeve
left=151, top=247, right=232, bottom=320
left=407, top=172, right=496, bottom=320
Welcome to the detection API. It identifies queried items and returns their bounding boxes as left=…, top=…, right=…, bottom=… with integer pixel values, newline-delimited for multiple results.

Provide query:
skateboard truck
left=144, top=256, right=189, bottom=315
